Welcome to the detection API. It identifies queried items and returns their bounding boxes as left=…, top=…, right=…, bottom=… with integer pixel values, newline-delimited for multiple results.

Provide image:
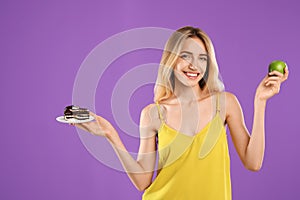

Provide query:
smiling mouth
left=183, top=71, right=200, bottom=79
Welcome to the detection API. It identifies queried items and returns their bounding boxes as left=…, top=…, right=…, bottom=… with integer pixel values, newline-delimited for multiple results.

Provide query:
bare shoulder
left=141, top=103, right=159, bottom=120
left=221, top=91, right=243, bottom=120
left=140, top=103, right=161, bottom=133
left=223, top=91, right=239, bottom=105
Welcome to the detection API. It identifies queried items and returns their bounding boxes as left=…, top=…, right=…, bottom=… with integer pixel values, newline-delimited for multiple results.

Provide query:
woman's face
left=174, top=37, right=208, bottom=87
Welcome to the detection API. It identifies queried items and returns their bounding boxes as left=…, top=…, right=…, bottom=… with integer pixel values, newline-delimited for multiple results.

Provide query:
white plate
left=56, top=116, right=95, bottom=124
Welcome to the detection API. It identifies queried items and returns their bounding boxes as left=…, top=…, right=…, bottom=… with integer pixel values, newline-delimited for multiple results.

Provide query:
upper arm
left=137, top=104, right=160, bottom=173
left=225, top=92, right=250, bottom=164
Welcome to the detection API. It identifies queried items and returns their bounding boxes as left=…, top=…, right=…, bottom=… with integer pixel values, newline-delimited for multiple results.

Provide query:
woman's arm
left=225, top=92, right=266, bottom=171
left=75, top=104, right=159, bottom=191
left=226, top=68, right=289, bottom=171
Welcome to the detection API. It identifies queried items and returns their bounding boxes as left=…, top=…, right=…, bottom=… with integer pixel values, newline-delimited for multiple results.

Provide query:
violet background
left=1, top=0, right=299, bottom=199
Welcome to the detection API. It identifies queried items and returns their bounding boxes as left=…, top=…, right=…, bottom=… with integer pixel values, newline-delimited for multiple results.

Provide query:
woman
left=74, top=26, right=289, bottom=199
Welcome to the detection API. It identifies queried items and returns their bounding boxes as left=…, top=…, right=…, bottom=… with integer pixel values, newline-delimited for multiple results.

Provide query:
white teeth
left=186, top=72, right=198, bottom=77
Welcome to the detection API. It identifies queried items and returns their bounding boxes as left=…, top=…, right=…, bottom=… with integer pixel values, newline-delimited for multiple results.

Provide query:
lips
left=183, top=71, right=200, bottom=79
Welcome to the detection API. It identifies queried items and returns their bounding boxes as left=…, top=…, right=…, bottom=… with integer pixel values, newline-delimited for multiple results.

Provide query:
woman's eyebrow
left=180, top=51, right=193, bottom=54
left=180, top=51, right=208, bottom=56
left=199, top=53, right=208, bottom=57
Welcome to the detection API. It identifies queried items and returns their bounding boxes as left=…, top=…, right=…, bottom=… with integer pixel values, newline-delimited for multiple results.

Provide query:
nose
left=188, top=63, right=197, bottom=70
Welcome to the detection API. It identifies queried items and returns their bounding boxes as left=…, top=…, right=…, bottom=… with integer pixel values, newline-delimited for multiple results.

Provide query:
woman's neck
left=173, top=82, right=209, bottom=104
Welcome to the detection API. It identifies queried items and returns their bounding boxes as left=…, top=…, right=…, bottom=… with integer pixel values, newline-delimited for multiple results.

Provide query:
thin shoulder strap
left=216, top=93, right=221, bottom=114
left=155, top=102, right=164, bottom=122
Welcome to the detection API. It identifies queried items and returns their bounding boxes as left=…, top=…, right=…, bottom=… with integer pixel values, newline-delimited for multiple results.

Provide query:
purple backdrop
left=1, top=0, right=299, bottom=199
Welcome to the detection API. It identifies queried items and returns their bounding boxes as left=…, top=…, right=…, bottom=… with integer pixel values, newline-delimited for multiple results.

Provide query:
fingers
left=282, top=66, right=289, bottom=81
left=265, top=74, right=281, bottom=84
left=72, top=121, right=101, bottom=136
left=72, top=122, right=86, bottom=130
left=89, top=111, right=102, bottom=123
left=69, top=121, right=90, bottom=130
left=67, top=111, right=110, bottom=137
left=268, top=82, right=280, bottom=92
left=89, top=111, right=97, bottom=117
left=268, top=67, right=289, bottom=83
left=78, top=122, right=93, bottom=133
left=268, top=70, right=284, bottom=78
left=265, top=77, right=280, bottom=84
left=264, top=77, right=281, bottom=94
left=265, top=80, right=279, bottom=87
left=265, top=78, right=280, bottom=88
left=89, top=111, right=107, bottom=126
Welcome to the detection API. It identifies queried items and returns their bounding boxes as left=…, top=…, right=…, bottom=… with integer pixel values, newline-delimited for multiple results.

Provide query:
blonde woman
left=74, top=26, right=289, bottom=199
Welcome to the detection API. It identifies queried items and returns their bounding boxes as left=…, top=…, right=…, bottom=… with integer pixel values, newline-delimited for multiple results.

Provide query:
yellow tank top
left=142, top=95, right=231, bottom=200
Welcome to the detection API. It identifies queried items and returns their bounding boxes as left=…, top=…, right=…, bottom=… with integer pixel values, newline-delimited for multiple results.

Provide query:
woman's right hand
left=71, top=112, right=116, bottom=138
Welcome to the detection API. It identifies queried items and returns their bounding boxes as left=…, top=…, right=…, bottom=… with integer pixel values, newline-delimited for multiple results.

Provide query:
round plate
left=56, top=116, right=95, bottom=124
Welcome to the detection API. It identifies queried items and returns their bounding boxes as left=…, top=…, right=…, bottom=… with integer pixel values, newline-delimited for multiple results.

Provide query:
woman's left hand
left=255, top=67, right=289, bottom=101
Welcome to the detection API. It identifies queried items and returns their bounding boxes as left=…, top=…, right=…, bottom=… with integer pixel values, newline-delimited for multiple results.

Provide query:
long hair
left=154, top=26, right=224, bottom=103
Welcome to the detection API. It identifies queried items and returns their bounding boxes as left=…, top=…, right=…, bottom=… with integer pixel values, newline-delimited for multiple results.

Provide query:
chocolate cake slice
left=64, top=105, right=89, bottom=120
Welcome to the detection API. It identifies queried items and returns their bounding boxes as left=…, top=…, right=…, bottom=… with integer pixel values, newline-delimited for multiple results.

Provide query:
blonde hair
left=154, top=26, right=224, bottom=103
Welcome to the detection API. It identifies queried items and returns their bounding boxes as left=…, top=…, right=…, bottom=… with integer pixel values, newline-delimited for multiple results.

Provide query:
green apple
left=268, top=60, right=287, bottom=74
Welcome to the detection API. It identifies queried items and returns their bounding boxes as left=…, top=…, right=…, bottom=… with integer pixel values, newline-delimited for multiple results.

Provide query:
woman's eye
left=180, top=54, right=191, bottom=60
left=199, top=56, right=207, bottom=61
